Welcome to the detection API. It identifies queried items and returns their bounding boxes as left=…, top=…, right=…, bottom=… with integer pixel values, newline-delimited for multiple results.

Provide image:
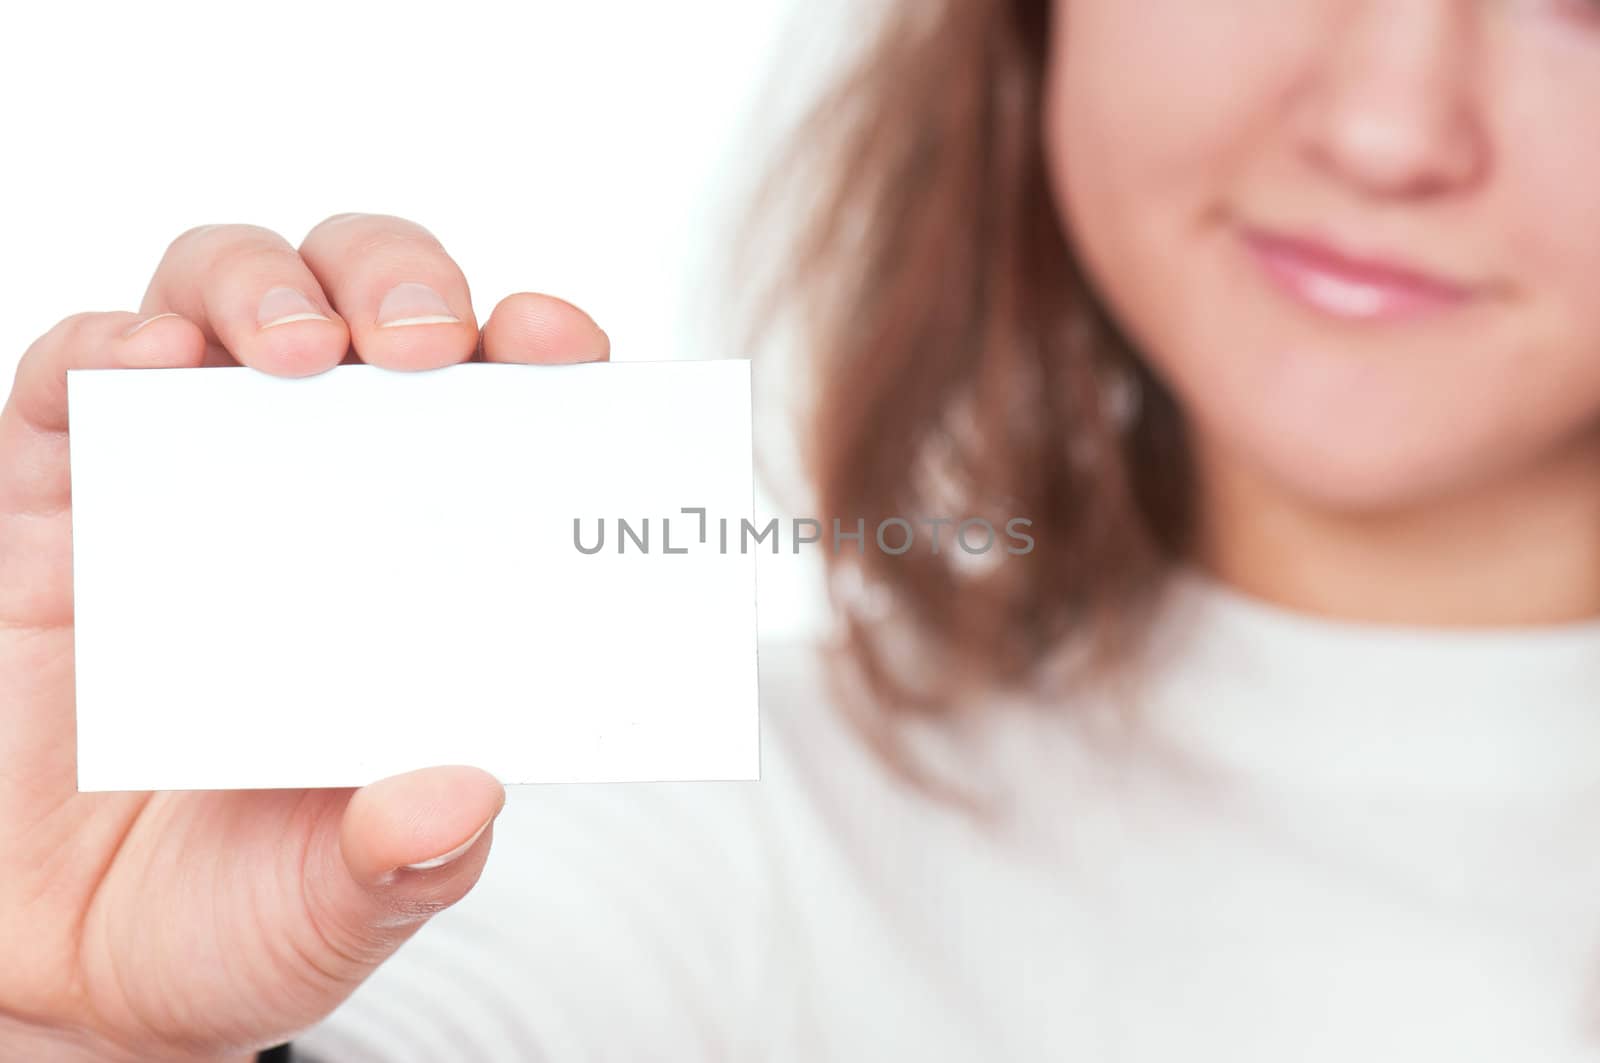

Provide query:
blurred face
left=1044, top=0, right=1600, bottom=516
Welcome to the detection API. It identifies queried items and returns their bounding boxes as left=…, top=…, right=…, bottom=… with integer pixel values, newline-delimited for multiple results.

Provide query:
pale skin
left=7, top=0, right=1600, bottom=1059
left=1048, top=0, right=1600, bottom=626
left=0, top=215, right=611, bottom=1062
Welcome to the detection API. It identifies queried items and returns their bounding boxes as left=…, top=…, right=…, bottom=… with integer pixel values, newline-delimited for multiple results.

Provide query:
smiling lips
left=1240, top=227, right=1479, bottom=323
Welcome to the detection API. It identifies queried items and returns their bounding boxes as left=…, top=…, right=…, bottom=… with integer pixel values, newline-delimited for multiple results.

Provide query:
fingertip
left=246, top=315, right=352, bottom=378
left=351, top=313, right=479, bottom=373
left=117, top=312, right=208, bottom=369
left=482, top=292, right=611, bottom=365
left=341, top=765, right=507, bottom=884
left=237, top=285, right=351, bottom=376
left=120, top=311, right=185, bottom=340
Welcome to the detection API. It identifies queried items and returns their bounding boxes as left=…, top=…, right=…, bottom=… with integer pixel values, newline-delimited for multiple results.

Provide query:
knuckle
left=162, top=222, right=227, bottom=261
left=353, top=225, right=444, bottom=263
left=210, top=240, right=303, bottom=282
left=305, top=211, right=381, bottom=241
left=54, top=309, right=105, bottom=339
left=12, top=312, right=97, bottom=393
left=300, top=214, right=359, bottom=252
left=312, top=210, right=376, bottom=230
left=358, top=213, right=436, bottom=240
left=44, top=311, right=104, bottom=357
left=163, top=223, right=285, bottom=269
left=305, top=212, right=443, bottom=258
left=164, top=222, right=224, bottom=255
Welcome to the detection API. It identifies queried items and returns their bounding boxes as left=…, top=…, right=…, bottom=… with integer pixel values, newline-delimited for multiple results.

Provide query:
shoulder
left=757, top=637, right=867, bottom=771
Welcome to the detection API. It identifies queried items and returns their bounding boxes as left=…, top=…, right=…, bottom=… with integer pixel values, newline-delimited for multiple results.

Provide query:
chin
left=1268, top=454, right=1467, bottom=516
left=1197, top=399, right=1502, bottom=517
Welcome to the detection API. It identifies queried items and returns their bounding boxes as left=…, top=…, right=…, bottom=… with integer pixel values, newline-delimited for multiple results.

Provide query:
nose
left=1292, top=0, right=1489, bottom=199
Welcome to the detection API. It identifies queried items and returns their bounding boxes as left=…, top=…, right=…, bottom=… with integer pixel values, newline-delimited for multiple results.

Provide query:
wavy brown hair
left=742, top=0, right=1197, bottom=776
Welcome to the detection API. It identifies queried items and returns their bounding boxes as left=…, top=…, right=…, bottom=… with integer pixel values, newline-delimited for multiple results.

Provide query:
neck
left=1188, top=427, right=1600, bottom=628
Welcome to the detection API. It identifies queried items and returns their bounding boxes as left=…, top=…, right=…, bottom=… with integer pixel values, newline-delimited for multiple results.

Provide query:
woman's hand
left=0, top=214, right=610, bottom=1062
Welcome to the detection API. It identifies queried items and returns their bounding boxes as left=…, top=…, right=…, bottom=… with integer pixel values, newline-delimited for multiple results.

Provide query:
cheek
left=1045, top=0, right=1312, bottom=217
left=1447, top=103, right=1600, bottom=490
left=1493, top=95, right=1600, bottom=351
left=1043, top=0, right=1317, bottom=371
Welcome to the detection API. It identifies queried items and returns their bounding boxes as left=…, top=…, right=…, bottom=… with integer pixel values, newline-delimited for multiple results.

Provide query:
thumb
left=301, top=765, right=506, bottom=980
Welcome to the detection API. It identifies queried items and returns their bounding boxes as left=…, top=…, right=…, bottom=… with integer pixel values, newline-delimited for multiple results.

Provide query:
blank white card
left=67, top=361, right=759, bottom=792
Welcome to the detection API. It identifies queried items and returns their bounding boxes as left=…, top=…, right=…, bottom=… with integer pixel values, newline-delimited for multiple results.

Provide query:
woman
left=6, top=0, right=1600, bottom=1058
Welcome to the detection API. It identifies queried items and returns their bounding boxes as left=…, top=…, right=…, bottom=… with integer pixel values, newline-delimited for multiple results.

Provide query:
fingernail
left=401, top=819, right=492, bottom=871
left=122, top=312, right=183, bottom=338
left=376, top=282, right=459, bottom=328
left=258, top=287, right=332, bottom=330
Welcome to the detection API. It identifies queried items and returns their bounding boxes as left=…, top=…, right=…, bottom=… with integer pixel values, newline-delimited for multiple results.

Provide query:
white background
left=0, top=0, right=863, bottom=638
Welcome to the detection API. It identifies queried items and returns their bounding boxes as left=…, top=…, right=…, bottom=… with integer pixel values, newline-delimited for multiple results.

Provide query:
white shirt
left=294, top=564, right=1600, bottom=1061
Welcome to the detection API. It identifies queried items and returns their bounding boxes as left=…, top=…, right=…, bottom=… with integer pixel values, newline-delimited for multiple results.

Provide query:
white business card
left=67, top=360, right=759, bottom=791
